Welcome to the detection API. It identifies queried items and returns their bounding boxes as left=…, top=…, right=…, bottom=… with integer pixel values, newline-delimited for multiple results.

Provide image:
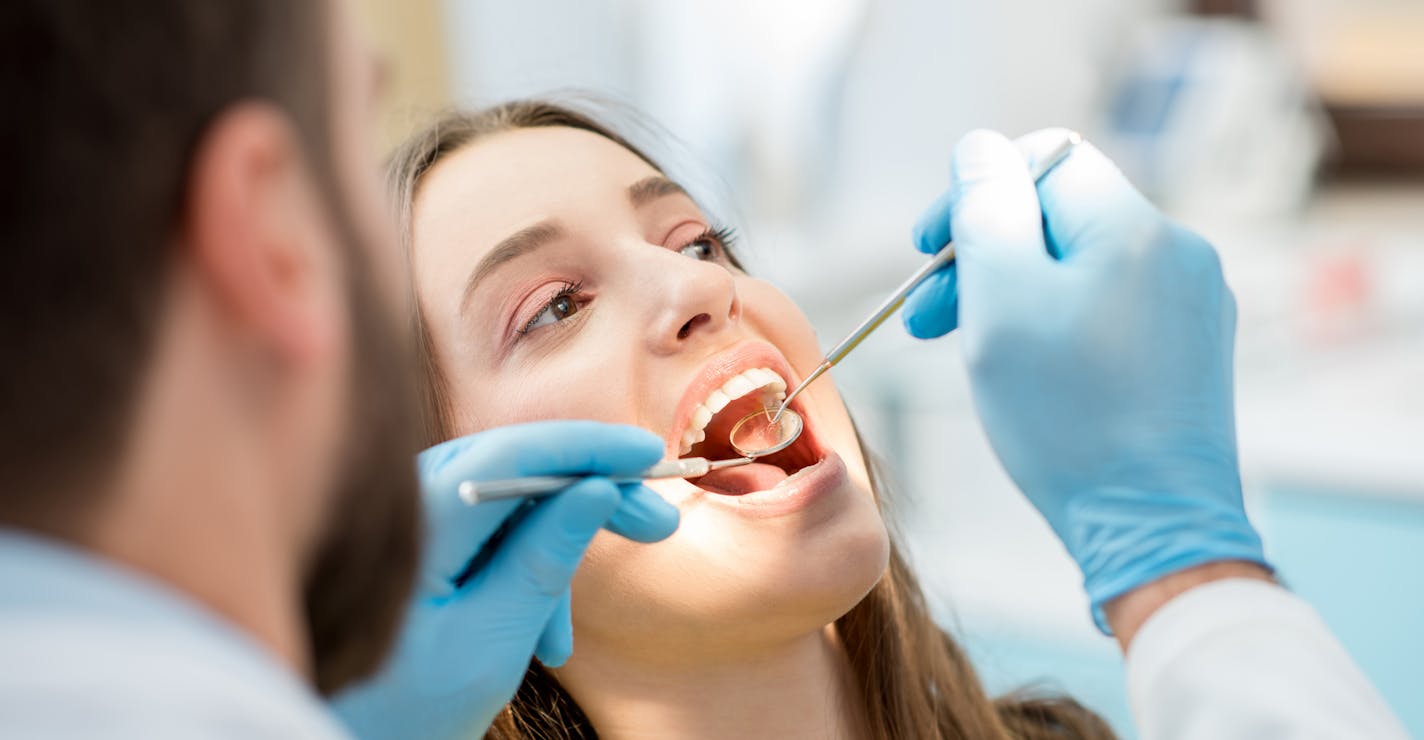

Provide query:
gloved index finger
left=420, top=421, right=664, bottom=486
left=417, top=421, right=665, bottom=591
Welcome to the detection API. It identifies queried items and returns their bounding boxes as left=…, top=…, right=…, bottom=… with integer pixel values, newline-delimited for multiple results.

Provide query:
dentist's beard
left=300, top=222, right=423, bottom=696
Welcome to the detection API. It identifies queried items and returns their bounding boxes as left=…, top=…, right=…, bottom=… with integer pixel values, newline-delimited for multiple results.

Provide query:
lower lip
left=701, top=451, right=847, bottom=518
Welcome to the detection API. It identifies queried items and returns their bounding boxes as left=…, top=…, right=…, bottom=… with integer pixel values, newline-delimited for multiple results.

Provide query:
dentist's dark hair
left=388, top=99, right=1117, bottom=740
left=0, top=0, right=332, bottom=529
left=0, top=0, right=422, bottom=698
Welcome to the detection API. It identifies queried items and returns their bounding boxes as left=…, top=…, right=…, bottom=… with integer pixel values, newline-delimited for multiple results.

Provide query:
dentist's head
left=0, top=0, right=421, bottom=693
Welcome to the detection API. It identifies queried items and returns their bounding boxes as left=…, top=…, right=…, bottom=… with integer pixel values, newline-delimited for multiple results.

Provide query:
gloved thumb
left=948, top=129, right=1050, bottom=268
left=1025, top=134, right=1161, bottom=263
left=534, top=589, right=575, bottom=666
left=447, top=478, right=621, bottom=625
left=904, top=129, right=1048, bottom=338
left=605, top=483, right=679, bottom=543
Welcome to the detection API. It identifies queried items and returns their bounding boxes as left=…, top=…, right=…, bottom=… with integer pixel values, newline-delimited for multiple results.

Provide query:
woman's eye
left=522, top=289, right=582, bottom=333
left=678, top=238, right=717, bottom=261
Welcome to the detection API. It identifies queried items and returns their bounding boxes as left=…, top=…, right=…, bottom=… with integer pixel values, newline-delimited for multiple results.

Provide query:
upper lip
left=665, top=340, right=803, bottom=456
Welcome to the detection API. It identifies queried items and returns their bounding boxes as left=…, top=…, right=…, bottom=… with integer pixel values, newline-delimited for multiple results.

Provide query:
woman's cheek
left=736, top=277, right=825, bottom=375
left=735, top=277, right=872, bottom=495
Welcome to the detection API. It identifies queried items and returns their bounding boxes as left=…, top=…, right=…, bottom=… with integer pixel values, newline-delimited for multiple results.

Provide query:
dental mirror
left=728, top=407, right=804, bottom=458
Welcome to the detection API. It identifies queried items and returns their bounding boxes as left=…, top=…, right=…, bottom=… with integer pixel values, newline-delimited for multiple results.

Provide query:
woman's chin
left=574, top=432, right=890, bottom=661
left=571, top=496, right=889, bottom=664
left=756, top=510, right=891, bottom=631
left=676, top=500, right=891, bottom=647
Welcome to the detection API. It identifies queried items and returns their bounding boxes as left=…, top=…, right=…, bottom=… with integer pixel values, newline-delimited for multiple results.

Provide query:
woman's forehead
left=409, top=127, right=669, bottom=299
left=415, top=128, right=659, bottom=253
left=421, top=127, right=658, bottom=218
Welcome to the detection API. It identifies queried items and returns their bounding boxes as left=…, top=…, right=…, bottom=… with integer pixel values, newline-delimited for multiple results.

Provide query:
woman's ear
left=180, top=101, right=344, bottom=367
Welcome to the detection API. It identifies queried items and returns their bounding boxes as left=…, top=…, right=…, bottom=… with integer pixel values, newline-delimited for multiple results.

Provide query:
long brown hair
left=388, top=100, right=1116, bottom=740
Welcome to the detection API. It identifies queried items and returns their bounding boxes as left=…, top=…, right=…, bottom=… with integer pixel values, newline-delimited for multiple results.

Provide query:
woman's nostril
left=678, top=313, right=712, bottom=340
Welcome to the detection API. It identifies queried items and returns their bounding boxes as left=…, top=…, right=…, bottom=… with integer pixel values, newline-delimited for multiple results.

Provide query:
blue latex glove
left=332, top=421, right=679, bottom=739
left=904, top=129, right=1269, bottom=631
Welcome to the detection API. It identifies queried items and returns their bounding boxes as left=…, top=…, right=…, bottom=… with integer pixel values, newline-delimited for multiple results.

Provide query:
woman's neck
left=554, top=624, right=868, bottom=740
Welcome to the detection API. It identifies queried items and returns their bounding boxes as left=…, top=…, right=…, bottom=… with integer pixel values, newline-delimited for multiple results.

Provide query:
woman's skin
left=411, top=126, right=892, bottom=739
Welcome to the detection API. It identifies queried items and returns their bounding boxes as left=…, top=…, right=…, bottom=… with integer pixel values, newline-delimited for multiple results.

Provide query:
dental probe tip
left=708, top=456, right=755, bottom=471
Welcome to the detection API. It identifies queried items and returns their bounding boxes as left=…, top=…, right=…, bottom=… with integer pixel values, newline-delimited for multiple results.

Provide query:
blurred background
left=356, top=0, right=1424, bottom=735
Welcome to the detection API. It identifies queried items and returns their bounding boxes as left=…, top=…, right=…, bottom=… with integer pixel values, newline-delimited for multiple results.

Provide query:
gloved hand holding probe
left=904, top=129, right=1270, bottom=630
left=333, top=422, right=679, bottom=739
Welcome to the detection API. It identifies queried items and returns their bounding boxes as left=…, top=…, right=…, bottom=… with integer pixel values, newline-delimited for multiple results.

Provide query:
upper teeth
left=679, top=367, right=787, bottom=455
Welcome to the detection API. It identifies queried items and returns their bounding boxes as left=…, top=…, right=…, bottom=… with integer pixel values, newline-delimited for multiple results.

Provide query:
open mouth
left=674, top=366, right=824, bottom=496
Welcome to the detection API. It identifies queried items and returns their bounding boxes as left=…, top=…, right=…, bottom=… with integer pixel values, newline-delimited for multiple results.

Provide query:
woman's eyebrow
left=626, top=176, right=689, bottom=207
left=460, top=219, right=566, bottom=316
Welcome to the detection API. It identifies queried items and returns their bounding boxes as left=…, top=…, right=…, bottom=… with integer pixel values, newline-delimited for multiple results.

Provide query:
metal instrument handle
left=771, top=131, right=1083, bottom=423
left=457, top=456, right=749, bottom=504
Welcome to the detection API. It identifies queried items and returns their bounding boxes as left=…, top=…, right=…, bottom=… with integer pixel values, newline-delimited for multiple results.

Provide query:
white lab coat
left=0, top=531, right=1407, bottom=738
left=0, top=531, right=350, bottom=740
left=1125, top=578, right=1409, bottom=739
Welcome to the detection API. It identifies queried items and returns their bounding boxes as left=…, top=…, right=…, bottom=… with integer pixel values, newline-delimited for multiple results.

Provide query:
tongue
left=693, top=462, right=789, bottom=496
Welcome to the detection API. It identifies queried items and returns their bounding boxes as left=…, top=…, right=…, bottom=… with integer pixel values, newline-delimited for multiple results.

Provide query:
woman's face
left=411, top=126, right=890, bottom=663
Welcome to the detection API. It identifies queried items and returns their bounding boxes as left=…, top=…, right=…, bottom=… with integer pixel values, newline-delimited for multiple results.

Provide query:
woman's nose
left=643, top=254, right=741, bottom=356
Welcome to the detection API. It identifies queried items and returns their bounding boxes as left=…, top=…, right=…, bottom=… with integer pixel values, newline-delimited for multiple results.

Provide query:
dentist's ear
left=181, top=101, right=344, bottom=368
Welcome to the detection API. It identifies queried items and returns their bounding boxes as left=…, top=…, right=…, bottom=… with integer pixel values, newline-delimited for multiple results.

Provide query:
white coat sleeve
left=1125, top=578, right=1408, bottom=740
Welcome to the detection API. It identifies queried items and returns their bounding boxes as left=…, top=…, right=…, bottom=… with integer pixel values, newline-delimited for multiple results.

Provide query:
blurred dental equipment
left=458, top=455, right=753, bottom=504
left=757, top=131, right=1083, bottom=429
left=1100, top=18, right=1329, bottom=217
